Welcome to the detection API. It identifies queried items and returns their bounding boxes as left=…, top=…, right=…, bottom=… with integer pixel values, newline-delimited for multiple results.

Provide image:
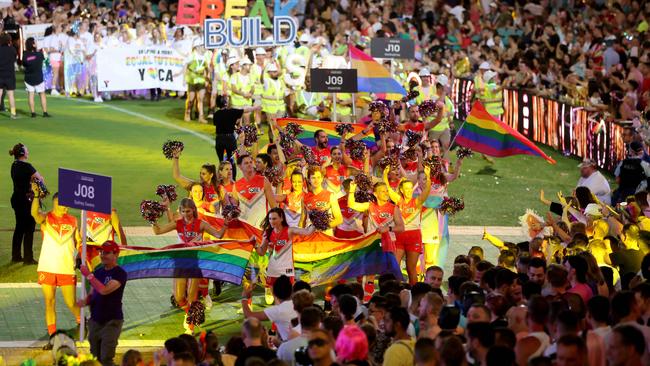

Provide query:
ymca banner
left=97, top=45, right=187, bottom=91
left=24, top=23, right=52, bottom=47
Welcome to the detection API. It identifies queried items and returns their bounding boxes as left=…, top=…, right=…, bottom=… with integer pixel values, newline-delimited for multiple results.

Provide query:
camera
left=295, top=346, right=313, bottom=366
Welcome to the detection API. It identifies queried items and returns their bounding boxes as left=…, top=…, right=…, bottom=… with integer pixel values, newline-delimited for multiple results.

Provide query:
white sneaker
left=94, top=96, right=103, bottom=103
left=204, top=294, right=213, bottom=310
left=51, top=89, right=60, bottom=96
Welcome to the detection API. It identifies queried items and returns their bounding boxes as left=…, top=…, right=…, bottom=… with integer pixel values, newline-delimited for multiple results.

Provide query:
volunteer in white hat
left=429, top=74, right=455, bottom=160
left=416, top=68, right=436, bottom=104
left=261, top=62, right=287, bottom=121
left=230, top=57, right=255, bottom=125
left=252, top=48, right=268, bottom=123
left=479, top=70, right=504, bottom=118
left=184, top=39, right=211, bottom=123
left=473, top=61, right=491, bottom=97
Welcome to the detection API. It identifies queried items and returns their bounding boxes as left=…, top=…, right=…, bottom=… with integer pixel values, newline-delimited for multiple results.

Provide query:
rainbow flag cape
left=293, top=232, right=401, bottom=285
left=277, top=117, right=376, bottom=148
left=456, top=102, right=556, bottom=164
left=93, top=240, right=254, bottom=285
left=349, top=45, right=406, bottom=101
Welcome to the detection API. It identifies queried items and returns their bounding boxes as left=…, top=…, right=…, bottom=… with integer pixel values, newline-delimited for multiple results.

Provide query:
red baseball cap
left=100, top=240, right=120, bottom=254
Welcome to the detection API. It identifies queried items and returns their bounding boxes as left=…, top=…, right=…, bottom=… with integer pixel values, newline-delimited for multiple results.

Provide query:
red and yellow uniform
left=234, top=175, right=267, bottom=226
left=396, top=198, right=422, bottom=253
left=177, top=218, right=202, bottom=244
left=335, top=196, right=364, bottom=238
left=266, top=227, right=294, bottom=284
left=203, top=183, right=219, bottom=202
left=37, top=212, right=78, bottom=286
left=280, top=191, right=304, bottom=227
left=311, top=146, right=331, bottom=165
left=325, top=164, right=347, bottom=197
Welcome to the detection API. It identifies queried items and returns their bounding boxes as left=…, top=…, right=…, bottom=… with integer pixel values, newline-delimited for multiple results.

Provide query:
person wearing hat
left=472, top=61, right=491, bottom=98
left=479, top=70, right=504, bottom=118
left=78, top=240, right=127, bottom=366
left=613, top=141, right=650, bottom=204
left=429, top=74, right=455, bottom=160
left=415, top=68, right=436, bottom=104
left=261, top=62, right=287, bottom=121
left=230, top=56, right=255, bottom=125
left=295, top=33, right=312, bottom=62
left=184, top=39, right=211, bottom=123
left=577, top=159, right=611, bottom=205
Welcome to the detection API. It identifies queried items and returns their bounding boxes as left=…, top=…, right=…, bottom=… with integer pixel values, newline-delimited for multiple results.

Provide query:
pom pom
left=456, top=147, right=474, bottom=159
left=186, top=300, right=206, bottom=326
left=418, top=100, right=440, bottom=118
left=378, top=156, right=399, bottom=171
left=140, top=200, right=166, bottom=224
left=405, top=130, right=423, bottom=147
left=440, top=196, right=465, bottom=216
left=221, top=204, right=241, bottom=220
left=300, top=145, right=319, bottom=166
left=354, top=173, right=373, bottom=191
left=401, top=147, right=417, bottom=161
left=155, top=184, right=178, bottom=202
left=354, top=189, right=375, bottom=203
left=264, top=167, right=283, bottom=186
left=345, top=139, right=366, bottom=161
left=408, top=79, right=419, bottom=91
left=162, top=140, right=184, bottom=159
left=369, top=101, right=389, bottom=117
left=279, top=131, right=296, bottom=156
left=375, top=118, right=397, bottom=135
left=308, top=210, right=332, bottom=231
left=335, top=123, right=355, bottom=137
left=423, top=156, right=444, bottom=180
left=235, top=124, right=259, bottom=147
left=401, top=90, right=420, bottom=102
left=285, top=122, right=304, bottom=137
left=31, top=177, right=50, bottom=199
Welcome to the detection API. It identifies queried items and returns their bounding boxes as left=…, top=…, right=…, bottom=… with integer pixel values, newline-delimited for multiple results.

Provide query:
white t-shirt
left=263, top=300, right=298, bottom=341
left=277, top=334, right=308, bottom=365
left=577, top=171, right=611, bottom=205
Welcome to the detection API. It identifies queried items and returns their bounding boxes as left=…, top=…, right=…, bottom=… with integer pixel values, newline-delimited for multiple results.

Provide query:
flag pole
left=332, top=93, right=338, bottom=121
left=444, top=120, right=467, bottom=155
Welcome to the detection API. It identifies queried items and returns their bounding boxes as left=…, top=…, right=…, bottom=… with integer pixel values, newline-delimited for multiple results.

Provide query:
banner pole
left=445, top=120, right=467, bottom=155
left=352, top=93, right=356, bottom=122
left=80, top=209, right=87, bottom=342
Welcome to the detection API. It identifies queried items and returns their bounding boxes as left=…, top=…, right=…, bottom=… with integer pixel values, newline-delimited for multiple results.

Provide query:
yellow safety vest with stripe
left=230, top=72, right=253, bottom=107
left=186, top=51, right=211, bottom=85
left=262, top=77, right=286, bottom=114
left=416, top=84, right=436, bottom=104
left=296, top=89, right=324, bottom=119
left=295, top=46, right=310, bottom=62
left=276, top=46, right=289, bottom=67
left=251, top=64, right=265, bottom=97
left=431, top=96, right=454, bottom=132
left=481, top=82, right=504, bottom=117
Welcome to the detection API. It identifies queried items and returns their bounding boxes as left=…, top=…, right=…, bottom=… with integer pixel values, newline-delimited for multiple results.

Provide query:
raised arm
left=264, top=178, right=278, bottom=208
left=328, top=194, right=343, bottom=228
left=171, top=149, right=196, bottom=191
left=289, top=225, right=316, bottom=237
left=152, top=220, right=177, bottom=235
left=348, top=182, right=370, bottom=212
left=416, top=166, right=432, bottom=206
left=110, top=208, right=128, bottom=245
left=383, top=166, right=402, bottom=204
left=30, top=183, right=46, bottom=224
left=482, top=228, right=505, bottom=249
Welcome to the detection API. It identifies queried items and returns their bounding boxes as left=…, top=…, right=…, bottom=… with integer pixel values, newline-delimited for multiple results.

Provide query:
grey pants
left=88, top=318, right=123, bottom=366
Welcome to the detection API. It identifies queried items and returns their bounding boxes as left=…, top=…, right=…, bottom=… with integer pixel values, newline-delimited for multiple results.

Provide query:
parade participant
left=171, top=148, right=220, bottom=203
left=479, top=70, right=504, bottom=118
left=85, top=209, right=128, bottom=270
left=208, top=49, right=228, bottom=117
left=188, top=183, right=216, bottom=215
left=10, top=143, right=43, bottom=264
left=184, top=39, right=211, bottom=123
left=275, top=171, right=305, bottom=227
left=22, top=37, right=50, bottom=118
left=231, top=154, right=278, bottom=226
left=65, top=26, right=87, bottom=97
left=230, top=57, right=255, bottom=126
left=217, top=160, right=236, bottom=194
left=152, top=198, right=229, bottom=333
left=77, top=241, right=127, bottom=366
left=43, top=23, right=65, bottom=95
left=335, top=179, right=365, bottom=239
left=256, top=208, right=315, bottom=286
left=428, top=75, right=455, bottom=159
left=324, top=146, right=358, bottom=198
left=472, top=62, right=491, bottom=100
left=0, top=33, right=17, bottom=118
left=415, top=68, right=436, bottom=104
left=31, top=189, right=81, bottom=337
left=301, top=166, right=344, bottom=235
left=384, top=165, right=432, bottom=285
left=251, top=48, right=267, bottom=125
left=310, top=130, right=333, bottom=166
left=261, top=63, right=287, bottom=121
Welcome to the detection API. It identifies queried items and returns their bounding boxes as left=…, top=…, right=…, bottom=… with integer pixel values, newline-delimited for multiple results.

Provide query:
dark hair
left=261, top=207, right=288, bottom=239
left=201, top=163, right=219, bottom=192
left=611, top=291, right=637, bottom=323
left=522, top=281, right=542, bottom=299
left=178, top=334, right=201, bottom=363
left=476, top=260, right=494, bottom=273
left=574, top=186, right=595, bottom=209
left=323, top=315, right=344, bottom=339
left=587, top=295, right=610, bottom=323
left=236, top=153, right=253, bottom=166
left=272, top=275, right=293, bottom=301
left=300, top=306, right=322, bottom=329
left=493, top=327, right=517, bottom=349
left=256, top=153, right=272, bottom=169
left=313, top=129, right=326, bottom=141
left=25, top=37, right=37, bottom=52
left=414, top=337, right=438, bottom=364
left=121, top=350, right=143, bottom=366
left=495, top=269, right=517, bottom=288
left=529, top=257, right=547, bottom=271
left=613, top=325, right=646, bottom=355
left=293, top=280, right=311, bottom=293
left=439, top=305, right=461, bottom=330
left=328, top=283, right=352, bottom=300
left=439, top=336, right=465, bottom=366
left=527, top=295, right=549, bottom=324
left=556, top=334, right=587, bottom=353
left=225, top=336, right=245, bottom=357
left=164, top=337, right=190, bottom=354
left=641, top=253, right=650, bottom=280
left=339, top=294, right=357, bottom=321
left=547, top=264, right=568, bottom=287
left=172, top=352, right=195, bottom=363
left=486, top=345, right=515, bottom=366
left=9, top=143, right=26, bottom=158
left=564, top=255, right=588, bottom=284
left=467, top=321, right=495, bottom=348
left=388, top=307, right=410, bottom=331
left=448, top=275, right=469, bottom=296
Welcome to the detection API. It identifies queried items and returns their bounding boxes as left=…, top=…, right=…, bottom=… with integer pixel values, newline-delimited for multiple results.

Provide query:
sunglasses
left=308, top=338, right=328, bottom=348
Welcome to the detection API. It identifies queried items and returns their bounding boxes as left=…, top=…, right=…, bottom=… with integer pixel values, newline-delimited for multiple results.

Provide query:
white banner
left=97, top=45, right=187, bottom=91
left=24, top=23, right=52, bottom=48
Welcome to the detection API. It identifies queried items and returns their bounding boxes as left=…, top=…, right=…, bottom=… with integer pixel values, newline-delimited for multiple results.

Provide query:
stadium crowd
left=7, top=0, right=650, bottom=365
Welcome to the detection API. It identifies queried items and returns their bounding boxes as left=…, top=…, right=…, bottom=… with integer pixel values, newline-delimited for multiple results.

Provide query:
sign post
left=370, top=38, right=415, bottom=60
left=309, top=68, right=358, bottom=122
left=58, top=168, right=112, bottom=343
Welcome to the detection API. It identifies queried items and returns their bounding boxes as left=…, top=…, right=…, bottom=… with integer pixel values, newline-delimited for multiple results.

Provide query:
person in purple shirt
left=78, top=240, right=127, bottom=366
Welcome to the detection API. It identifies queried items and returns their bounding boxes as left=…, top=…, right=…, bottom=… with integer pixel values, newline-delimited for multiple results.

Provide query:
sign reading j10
left=309, top=69, right=358, bottom=93
left=371, top=38, right=415, bottom=59
left=58, top=168, right=112, bottom=214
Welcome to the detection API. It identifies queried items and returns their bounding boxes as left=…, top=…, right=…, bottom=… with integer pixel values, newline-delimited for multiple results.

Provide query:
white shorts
left=25, top=82, right=45, bottom=93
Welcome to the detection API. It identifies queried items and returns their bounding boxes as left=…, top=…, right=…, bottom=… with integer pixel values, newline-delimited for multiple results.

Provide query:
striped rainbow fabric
left=349, top=44, right=406, bottom=101
left=456, top=102, right=556, bottom=164
left=277, top=117, right=377, bottom=148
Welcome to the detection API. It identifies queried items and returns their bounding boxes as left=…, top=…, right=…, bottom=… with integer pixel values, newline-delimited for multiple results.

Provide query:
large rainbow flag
left=293, top=232, right=401, bottom=285
left=349, top=45, right=406, bottom=101
left=93, top=239, right=255, bottom=285
left=456, top=102, right=556, bottom=164
left=277, top=117, right=377, bottom=148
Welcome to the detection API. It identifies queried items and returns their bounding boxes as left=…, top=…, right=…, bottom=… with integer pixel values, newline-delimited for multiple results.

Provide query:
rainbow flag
left=349, top=45, right=406, bottom=101
left=293, top=232, right=402, bottom=285
left=277, top=117, right=376, bottom=148
left=456, top=102, right=556, bottom=164
left=93, top=240, right=254, bottom=285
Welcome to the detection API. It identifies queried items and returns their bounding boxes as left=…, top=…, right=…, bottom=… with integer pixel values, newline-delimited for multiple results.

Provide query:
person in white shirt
left=241, top=275, right=297, bottom=342
left=43, top=24, right=65, bottom=95
left=277, top=306, right=322, bottom=365
left=577, top=159, right=611, bottom=205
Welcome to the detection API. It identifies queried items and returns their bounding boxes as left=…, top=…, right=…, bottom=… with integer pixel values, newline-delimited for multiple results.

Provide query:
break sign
left=371, top=38, right=415, bottom=59
left=309, top=69, right=358, bottom=93
left=58, top=168, right=112, bottom=214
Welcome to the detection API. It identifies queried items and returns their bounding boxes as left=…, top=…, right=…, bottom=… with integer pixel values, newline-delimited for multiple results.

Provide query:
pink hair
left=335, top=325, right=368, bottom=362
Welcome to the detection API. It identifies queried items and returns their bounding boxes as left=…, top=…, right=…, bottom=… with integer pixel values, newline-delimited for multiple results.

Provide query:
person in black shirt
left=0, top=33, right=17, bottom=118
left=212, top=95, right=259, bottom=176
left=235, top=317, right=277, bottom=366
left=78, top=240, right=127, bottom=366
left=22, top=37, right=50, bottom=118
left=9, top=143, right=43, bottom=264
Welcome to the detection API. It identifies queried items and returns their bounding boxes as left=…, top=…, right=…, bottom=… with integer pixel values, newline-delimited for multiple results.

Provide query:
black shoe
left=11, top=257, right=22, bottom=263
left=212, top=280, right=223, bottom=297
left=31, top=112, right=36, bottom=118
left=43, top=112, right=51, bottom=117
left=23, top=259, right=38, bottom=265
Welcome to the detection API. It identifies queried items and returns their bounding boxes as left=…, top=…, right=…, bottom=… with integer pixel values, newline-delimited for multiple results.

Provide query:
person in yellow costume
left=184, top=39, right=211, bottom=123
left=31, top=187, right=81, bottom=337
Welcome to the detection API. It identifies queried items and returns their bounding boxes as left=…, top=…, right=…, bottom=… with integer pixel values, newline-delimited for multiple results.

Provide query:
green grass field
left=0, top=87, right=609, bottom=282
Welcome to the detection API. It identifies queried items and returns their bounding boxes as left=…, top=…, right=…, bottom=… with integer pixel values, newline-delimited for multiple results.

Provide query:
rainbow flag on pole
left=349, top=45, right=406, bottom=101
left=294, top=232, right=401, bottom=285
left=456, top=102, right=556, bottom=164
left=277, top=117, right=376, bottom=148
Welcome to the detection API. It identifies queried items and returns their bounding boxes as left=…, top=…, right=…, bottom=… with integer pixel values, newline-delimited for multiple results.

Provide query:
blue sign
left=58, top=168, right=112, bottom=214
